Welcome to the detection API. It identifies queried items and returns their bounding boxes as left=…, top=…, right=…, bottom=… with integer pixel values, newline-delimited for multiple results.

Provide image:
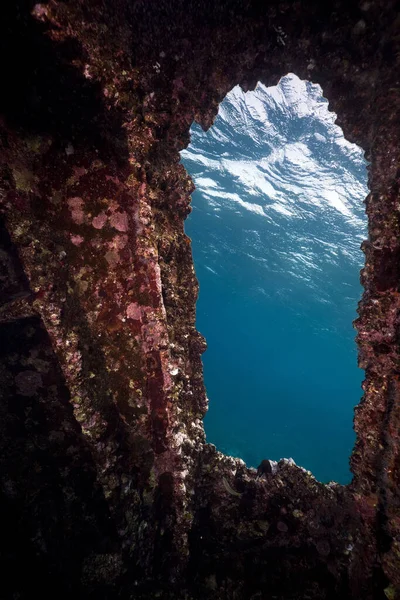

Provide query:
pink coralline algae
left=141, top=319, right=169, bottom=353
left=71, top=166, right=88, bottom=180
left=70, top=234, right=84, bottom=246
left=104, top=250, right=120, bottom=267
left=67, top=197, right=85, bottom=225
left=109, top=211, right=129, bottom=232
left=112, top=235, right=128, bottom=250
left=126, top=302, right=142, bottom=320
left=15, top=370, right=43, bottom=396
left=31, top=3, right=48, bottom=20
left=92, top=212, right=108, bottom=230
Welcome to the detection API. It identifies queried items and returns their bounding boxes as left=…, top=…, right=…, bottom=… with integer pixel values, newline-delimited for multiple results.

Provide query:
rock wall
left=0, top=1, right=399, bottom=598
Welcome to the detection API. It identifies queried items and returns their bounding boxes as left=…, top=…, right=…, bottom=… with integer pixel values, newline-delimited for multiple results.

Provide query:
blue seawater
left=180, top=74, right=368, bottom=484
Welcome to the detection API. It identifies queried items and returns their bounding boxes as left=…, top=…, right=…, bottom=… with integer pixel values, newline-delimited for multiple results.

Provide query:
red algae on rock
left=109, top=210, right=129, bottom=232
left=126, top=302, right=142, bottom=320
left=92, top=211, right=108, bottom=229
left=67, top=197, right=86, bottom=225
left=0, top=0, right=400, bottom=598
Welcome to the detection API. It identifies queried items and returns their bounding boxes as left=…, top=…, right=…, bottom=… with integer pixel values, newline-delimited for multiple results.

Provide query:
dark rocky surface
left=0, top=0, right=399, bottom=597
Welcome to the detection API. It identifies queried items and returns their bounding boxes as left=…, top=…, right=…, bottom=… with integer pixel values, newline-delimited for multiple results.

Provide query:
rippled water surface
left=180, top=74, right=368, bottom=483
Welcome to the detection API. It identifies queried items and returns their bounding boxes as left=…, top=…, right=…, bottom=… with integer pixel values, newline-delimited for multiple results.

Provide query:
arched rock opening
left=181, top=74, right=368, bottom=484
left=0, top=1, right=399, bottom=598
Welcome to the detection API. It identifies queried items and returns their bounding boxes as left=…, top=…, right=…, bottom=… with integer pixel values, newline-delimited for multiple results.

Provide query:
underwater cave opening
left=180, top=73, right=368, bottom=484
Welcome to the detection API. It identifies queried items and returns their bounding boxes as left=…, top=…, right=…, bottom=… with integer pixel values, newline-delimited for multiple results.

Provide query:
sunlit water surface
left=180, top=74, right=368, bottom=483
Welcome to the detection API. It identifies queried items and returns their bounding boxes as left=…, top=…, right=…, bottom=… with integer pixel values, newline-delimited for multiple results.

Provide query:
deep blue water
left=180, top=74, right=368, bottom=484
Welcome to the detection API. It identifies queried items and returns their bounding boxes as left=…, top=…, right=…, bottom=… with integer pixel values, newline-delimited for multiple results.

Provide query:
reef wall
left=1, top=1, right=399, bottom=598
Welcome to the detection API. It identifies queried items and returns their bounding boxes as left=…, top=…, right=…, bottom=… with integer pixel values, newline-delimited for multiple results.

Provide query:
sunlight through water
left=180, top=74, right=368, bottom=483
